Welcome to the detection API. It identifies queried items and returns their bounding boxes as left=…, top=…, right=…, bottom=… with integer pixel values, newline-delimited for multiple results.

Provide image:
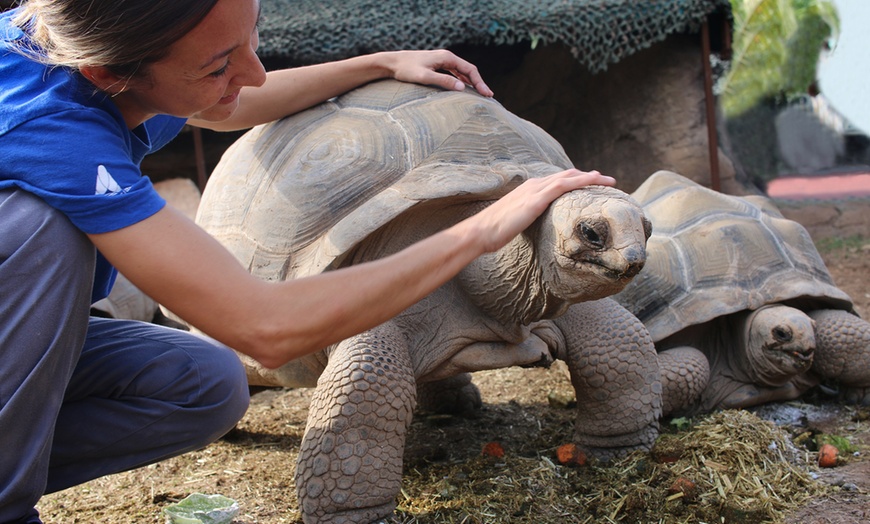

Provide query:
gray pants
left=0, top=189, right=250, bottom=523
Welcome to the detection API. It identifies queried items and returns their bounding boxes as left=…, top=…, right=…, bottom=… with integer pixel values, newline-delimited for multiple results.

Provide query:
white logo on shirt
left=95, top=165, right=129, bottom=195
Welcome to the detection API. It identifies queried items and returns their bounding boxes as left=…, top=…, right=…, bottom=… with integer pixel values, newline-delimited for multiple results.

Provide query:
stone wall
left=461, top=34, right=744, bottom=195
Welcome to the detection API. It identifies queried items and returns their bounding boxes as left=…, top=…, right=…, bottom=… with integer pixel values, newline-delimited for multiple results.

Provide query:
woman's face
left=115, top=0, right=267, bottom=127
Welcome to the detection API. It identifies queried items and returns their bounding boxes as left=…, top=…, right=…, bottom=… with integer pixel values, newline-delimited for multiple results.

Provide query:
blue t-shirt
left=0, top=8, right=187, bottom=303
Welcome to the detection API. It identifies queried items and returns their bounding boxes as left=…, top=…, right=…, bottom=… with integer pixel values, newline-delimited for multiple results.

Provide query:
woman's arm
left=188, top=50, right=493, bottom=132
left=88, top=169, right=612, bottom=369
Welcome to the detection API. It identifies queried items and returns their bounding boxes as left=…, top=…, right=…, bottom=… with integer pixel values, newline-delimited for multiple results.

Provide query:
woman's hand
left=379, top=49, right=494, bottom=97
left=462, top=169, right=616, bottom=253
left=193, top=49, right=494, bottom=131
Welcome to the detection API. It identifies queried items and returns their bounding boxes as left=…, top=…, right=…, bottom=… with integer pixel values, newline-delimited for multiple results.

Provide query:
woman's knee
left=176, top=339, right=250, bottom=442
left=145, top=327, right=250, bottom=432
left=77, top=319, right=250, bottom=435
left=196, top=340, right=251, bottom=425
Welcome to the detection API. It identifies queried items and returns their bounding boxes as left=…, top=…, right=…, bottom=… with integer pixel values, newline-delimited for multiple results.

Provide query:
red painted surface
left=766, top=172, right=870, bottom=200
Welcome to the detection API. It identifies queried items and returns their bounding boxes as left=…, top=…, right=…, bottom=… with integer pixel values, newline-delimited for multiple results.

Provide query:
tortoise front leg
left=810, top=309, right=870, bottom=404
left=658, top=346, right=710, bottom=417
left=296, top=324, right=415, bottom=524
left=551, top=298, right=661, bottom=462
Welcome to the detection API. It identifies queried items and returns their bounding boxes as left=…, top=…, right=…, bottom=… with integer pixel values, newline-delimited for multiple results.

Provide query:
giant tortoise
left=614, top=170, right=870, bottom=417
left=195, top=79, right=659, bottom=524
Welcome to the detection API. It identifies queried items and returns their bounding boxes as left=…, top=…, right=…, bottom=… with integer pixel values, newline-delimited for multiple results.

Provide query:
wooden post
left=192, top=127, right=208, bottom=191
left=701, top=19, right=721, bottom=192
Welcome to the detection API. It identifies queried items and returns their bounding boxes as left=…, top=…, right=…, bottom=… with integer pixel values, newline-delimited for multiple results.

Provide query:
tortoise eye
left=772, top=326, right=793, bottom=342
left=580, top=223, right=605, bottom=249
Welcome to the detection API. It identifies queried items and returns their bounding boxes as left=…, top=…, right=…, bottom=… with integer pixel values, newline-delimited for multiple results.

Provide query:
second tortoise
left=614, top=171, right=870, bottom=417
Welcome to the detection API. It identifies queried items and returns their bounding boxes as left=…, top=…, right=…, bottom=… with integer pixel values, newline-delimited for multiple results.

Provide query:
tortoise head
left=537, top=185, right=651, bottom=303
left=744, top=305, right=816, bottom=385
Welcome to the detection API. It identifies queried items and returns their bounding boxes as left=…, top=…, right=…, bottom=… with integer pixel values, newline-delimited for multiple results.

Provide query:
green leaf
left=721, top=0, right=796, bottom=117
left=783, top=0, right=839, bottom=96
left=669, top=417, right=692, bottom=431
left=719, top=0, right=839, bottom=118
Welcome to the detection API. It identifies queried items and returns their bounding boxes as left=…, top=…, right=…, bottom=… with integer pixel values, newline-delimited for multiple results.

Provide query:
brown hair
left=12, top=0, right=220, bottom=78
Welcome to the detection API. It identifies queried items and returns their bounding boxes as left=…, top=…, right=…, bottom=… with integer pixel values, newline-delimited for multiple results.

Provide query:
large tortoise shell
left=196, top=80, right=572, bottom=281
left=614, top=171, right=853, bottom=342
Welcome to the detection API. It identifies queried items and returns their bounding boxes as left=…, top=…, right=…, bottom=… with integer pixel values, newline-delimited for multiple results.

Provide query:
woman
left=0, top=0, right=614, bottom=521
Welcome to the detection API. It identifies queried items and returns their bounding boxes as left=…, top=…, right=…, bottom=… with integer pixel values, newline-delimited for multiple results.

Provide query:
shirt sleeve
left=0, top=107, right=169, bottom=234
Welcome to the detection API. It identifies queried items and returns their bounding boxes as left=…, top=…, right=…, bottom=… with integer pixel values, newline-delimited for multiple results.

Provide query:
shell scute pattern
left=199, top=81, right=573, bottom=282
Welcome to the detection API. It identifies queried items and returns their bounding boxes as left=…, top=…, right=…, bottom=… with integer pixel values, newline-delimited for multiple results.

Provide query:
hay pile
left=649, top=410, right=828, bottom=523
left=394, top=410, right=827, bottom=523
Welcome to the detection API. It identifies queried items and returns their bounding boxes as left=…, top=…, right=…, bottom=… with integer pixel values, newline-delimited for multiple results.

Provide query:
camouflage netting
left=259, top=0, right=729, bottom=73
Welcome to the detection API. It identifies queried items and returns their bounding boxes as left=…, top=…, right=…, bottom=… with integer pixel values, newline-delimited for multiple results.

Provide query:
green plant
left=816, top=433, right=857, bottom=454
left=815, top=234, right=868, bottom=254
left=669, top=416, right=693, bottom=431
left=719, top=0, right=839, bottom=118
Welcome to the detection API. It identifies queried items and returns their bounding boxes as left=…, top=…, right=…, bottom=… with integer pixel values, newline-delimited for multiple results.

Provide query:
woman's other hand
left=465, top=169, right=616, bottom=253
left=381, top=49, right=494, bottom=97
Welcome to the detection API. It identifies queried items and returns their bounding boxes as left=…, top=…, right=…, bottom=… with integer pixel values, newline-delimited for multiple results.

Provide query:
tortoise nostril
left=620, top=247, right=646, bottom=278
left=623, top=265, right=641, bottom=279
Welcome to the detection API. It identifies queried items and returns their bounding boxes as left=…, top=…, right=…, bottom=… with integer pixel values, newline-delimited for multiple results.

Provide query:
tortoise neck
left=456, top=233, right=569, bottom=326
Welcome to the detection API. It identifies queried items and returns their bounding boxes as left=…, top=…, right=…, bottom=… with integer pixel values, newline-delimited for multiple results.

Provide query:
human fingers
left=437, top=53, right=493, bottom=97
left=442, top=68, right=493, bottom=97
left=471, top=169, right=614, bottom=252
left=496, top=169, right=614, bottom=216
left=391, top=50, right=493, bottom=97
left=532, top=169, right=616, bottom=195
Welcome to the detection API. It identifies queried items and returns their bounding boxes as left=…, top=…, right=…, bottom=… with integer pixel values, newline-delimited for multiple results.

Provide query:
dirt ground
left=37, top=235, right=870, bottom=523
